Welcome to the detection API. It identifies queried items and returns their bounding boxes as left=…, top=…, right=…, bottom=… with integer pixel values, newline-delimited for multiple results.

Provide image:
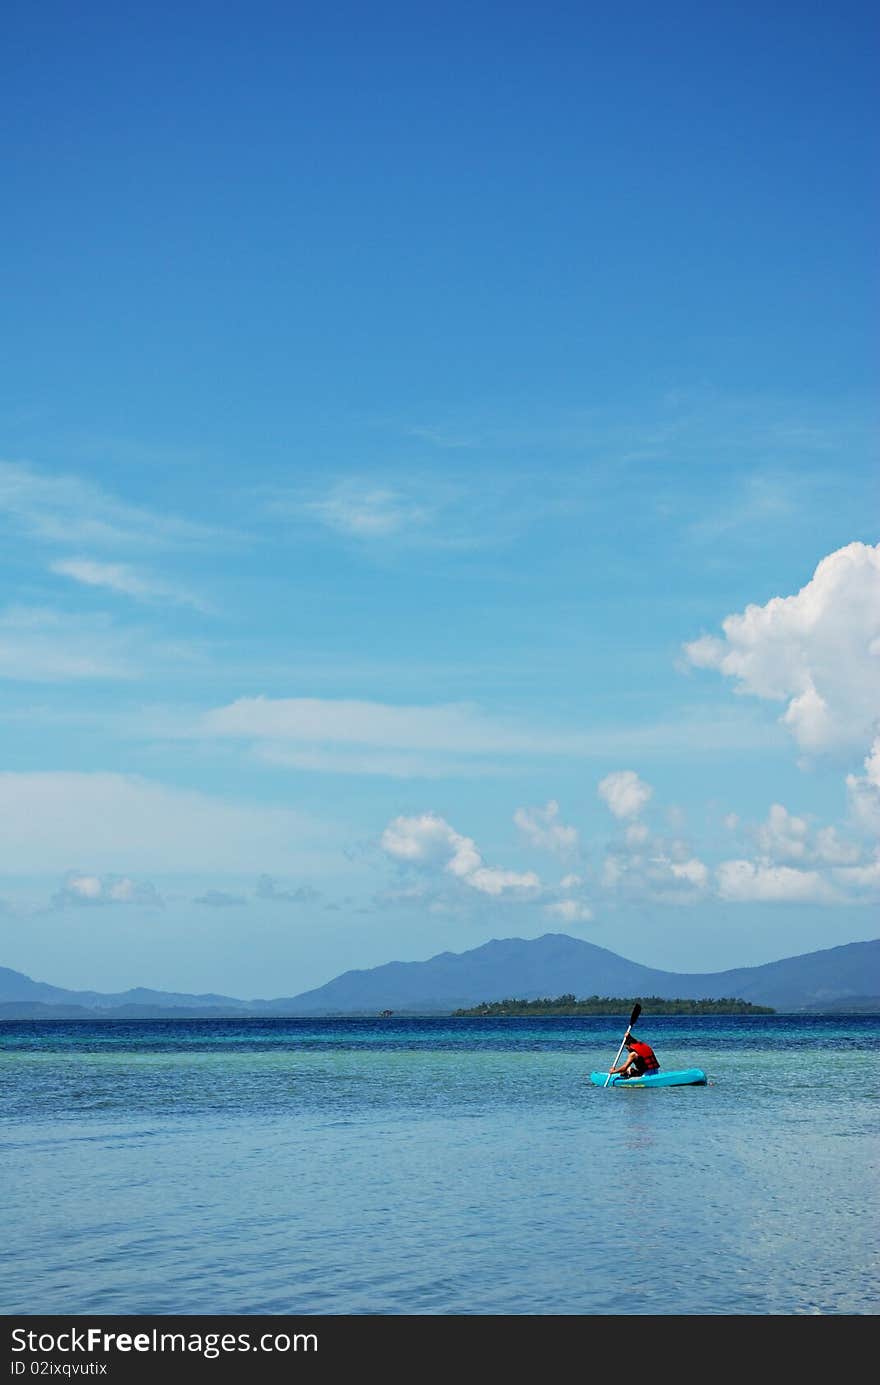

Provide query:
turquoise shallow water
left=1, top=1015, right=878, bottom=1316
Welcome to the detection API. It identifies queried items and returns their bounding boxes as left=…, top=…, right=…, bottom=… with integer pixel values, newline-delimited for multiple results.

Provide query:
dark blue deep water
left=2, top=1015, right=878, bottom=1315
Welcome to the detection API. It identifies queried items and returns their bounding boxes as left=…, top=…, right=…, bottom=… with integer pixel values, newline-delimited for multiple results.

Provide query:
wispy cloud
left=50, top=558, right=209, bottom=611
left=0, top=772, right=338, bottom=874
left=197, top=696, right=783, bottom=779
left=266, top=475, right=511, bottom=552
left=202, top=696, right=573, bottom=756
left=0, top=606, right=136, bottom=681
left=0, top=459, right=222, bottom=550
left=253, top=744, right=504, bottom=779
left=0, top=606, right=207, bottom=684
left=301, top=483, right=429, bottom=539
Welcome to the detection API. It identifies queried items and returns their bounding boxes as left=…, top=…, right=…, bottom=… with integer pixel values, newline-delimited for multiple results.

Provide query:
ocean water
left=1, top=1015, right=878, bottom=1316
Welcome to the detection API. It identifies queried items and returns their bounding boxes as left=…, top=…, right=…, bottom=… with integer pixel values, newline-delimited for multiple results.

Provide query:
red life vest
left=628, top=1039, right=660, bottom=1071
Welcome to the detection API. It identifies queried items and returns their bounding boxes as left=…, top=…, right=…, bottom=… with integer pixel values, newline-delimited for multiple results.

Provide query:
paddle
left=603, top=1002, right=642, bottom=1087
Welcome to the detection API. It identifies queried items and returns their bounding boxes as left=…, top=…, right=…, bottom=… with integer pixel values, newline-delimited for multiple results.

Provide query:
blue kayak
left=590, top=1068, right=707, bottom=1088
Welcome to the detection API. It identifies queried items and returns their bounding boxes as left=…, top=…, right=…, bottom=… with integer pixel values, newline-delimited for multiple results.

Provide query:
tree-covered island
left=453, top=994, right=775, bottom=1016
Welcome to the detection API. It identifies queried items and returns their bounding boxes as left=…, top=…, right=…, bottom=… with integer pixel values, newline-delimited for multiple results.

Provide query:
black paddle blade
left=629, top=1002, right=641, bottom=1027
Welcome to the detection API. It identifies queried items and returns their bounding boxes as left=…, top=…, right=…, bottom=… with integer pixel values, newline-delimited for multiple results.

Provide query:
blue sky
left=2, top=1, right=878, bottom=996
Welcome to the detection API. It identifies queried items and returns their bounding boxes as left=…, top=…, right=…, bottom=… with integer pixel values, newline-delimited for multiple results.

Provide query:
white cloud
left=52, top=871, right=164, bottom=909
left=381, top=813, right=479, bottom=873
left=466, top=866, right=541, bottom=896
left=734, top=801, right=865, bottom=867
left=669, top=858, right=710, bottom=889
left=200, top=697, right=786, bottom=775
left=253, top=744, right=497, bottom=779
left=684, top=542, right=880, bottom=754
left=204, top=695, right=572, bottom=756
left=832, top=851, right=880, bottom=896
left=813, top=827, right=863, bottom=866
left=601, top=856, right=624, bottom=888
left=560, top=873, right=582, bottom=889
left=301, top=483, right=428, bottom=539
left=716, top=860, right=835, bottom=903
left=625, top=822, right=650, bottom=846
left=64, top=874, right=102, bottom=902
left=0, top=772, right=335, bottom=874
left=513, top=800, right=578, bottom=854
left=602, top=845, right=709, bottom=900
left=0, top=607, right=135, bottom=681
left=596, top=776, right=709, bottom=902
left=598, top=770, right=653, bottom=819
left=159, top=696, right=789, bottom=778
left=544, top=899, right=594, bottom=923
left=846, top=737, right=880, bottom=834
left=755, top=803, right=810, bottom=861
left=0, top=459, right=220, bottom=550
left=51, top=558, right=207, bottom=611
left=381, top=811, right=540, bottom=897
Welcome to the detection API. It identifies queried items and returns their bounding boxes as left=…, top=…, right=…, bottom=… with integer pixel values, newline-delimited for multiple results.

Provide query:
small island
left=453, top=993, right=775, bottom=1016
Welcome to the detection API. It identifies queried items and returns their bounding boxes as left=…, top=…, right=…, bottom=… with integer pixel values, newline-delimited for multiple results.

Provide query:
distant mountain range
left=2, top=933, right=879, bottom=1018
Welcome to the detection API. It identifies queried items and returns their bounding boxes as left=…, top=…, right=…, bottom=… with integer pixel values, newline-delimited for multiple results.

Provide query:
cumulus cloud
left=52, top=871, right=163, bottom=909
left=755, top=804, right=810, bottom=861
left=846, top=738, right=880, bottom=834
left=596, top=773, right=709, bottom=902
left=832, top=851, right=880, bottom=896
left=683, top=542, right=880, bottom=755
left=813, top=827, right=863, bottom=866
left=598, top=770, right=653, bottom=820
left=736, top=802, right=865, bottom=868
left=625, top=822, right=650, bottom=846
left=669, top=858, right=710, bottom=888
left=381, top=813, right=481, bottom=875
left=381, top=812, right=540, bottom=897
left=466, top=866, right=541, bottom=896
left=513, top=800, right=579, bottom=854
left=544, top=899, right=594, bottom=923
left=598, top=792, right=872, bottom=907
left=716, top=860, right=835, bottom=903
left=602, top=845, right=709, bottom=900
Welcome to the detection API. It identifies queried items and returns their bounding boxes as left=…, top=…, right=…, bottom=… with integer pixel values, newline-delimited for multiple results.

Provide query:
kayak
left=590, top=1068, right=707, bottom=1088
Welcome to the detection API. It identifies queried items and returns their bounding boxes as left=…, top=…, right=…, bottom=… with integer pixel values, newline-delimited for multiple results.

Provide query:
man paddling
left=609, top=1034, right=660, bottom=1079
